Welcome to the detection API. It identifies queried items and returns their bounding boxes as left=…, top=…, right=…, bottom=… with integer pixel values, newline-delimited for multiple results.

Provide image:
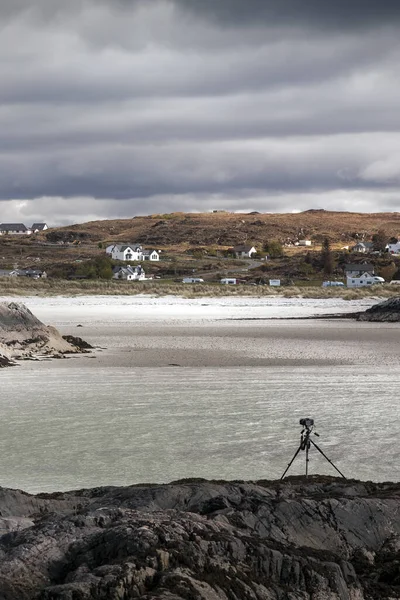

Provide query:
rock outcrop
left=0, top=302, right=91, bottom=366
left=0, top=477, right=399, bottom=599
left=357, top=297, right=400, bottom=322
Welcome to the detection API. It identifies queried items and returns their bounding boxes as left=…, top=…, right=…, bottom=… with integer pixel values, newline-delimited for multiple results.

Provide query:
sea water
left=0, top=296, right=398, bottom=493
left=1, top=363, right=399, bottom=493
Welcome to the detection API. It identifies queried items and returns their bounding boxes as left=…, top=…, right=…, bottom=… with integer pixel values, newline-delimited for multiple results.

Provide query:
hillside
left=43, top=210, right=400, bottom=248
left=1, top=210, right=400, bottom=285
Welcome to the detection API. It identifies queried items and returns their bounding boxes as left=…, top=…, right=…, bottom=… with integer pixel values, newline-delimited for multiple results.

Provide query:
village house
left=387, top=239, right=400, bottom=254
left=112, top=264, right=146, bottom=281
left=232, top=245, right=257, bottom=259
left=106, top=244, right=143, bottom=261
left=347, top=273, right=385, bottom=287
left=105, top=244, right=160, bottom=262
left=344, top=263, right=375, bottom=278
left=0, top=268, right=46, bottom=278
left=351, top=242, right=374, bottom=253
left=141, top=249, right=160, bottom=261
left=0, top=223, right=31, bottom=235
left=296, top=240, right=312, bottom=247
left=31, top=223, right=48, bottom=233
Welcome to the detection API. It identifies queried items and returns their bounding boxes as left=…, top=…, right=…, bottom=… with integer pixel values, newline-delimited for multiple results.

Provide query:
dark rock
left=0, top=478, right=400, bottom=598
left=62, top=335, right=93, bottom=350
left=0, top=354, right=14, bottom=368
left=357, top=297, right=400, bottom=322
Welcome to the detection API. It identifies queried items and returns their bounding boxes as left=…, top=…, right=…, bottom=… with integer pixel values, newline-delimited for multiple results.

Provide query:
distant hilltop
left=43, top=210, right=400, bottom=248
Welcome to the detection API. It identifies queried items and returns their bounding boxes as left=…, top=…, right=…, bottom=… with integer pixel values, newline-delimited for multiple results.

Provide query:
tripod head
left=299, top=417, right=314, bottom=432
left=299, top=418, right=319, bottom=437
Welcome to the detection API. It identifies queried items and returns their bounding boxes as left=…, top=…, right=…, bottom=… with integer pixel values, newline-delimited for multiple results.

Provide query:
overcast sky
left=1, top=0, right=400, bottom=225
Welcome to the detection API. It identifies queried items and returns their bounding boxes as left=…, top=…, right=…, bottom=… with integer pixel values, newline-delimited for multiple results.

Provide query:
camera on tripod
left=299, top=418, right=314, bottom=429
left=281, top=417, right=345, bottom=480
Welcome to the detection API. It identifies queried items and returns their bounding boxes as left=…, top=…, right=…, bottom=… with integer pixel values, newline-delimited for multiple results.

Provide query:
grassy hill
left=1, top=210, right=400, bottom=285
left=43, top=210, right=400, bottom=249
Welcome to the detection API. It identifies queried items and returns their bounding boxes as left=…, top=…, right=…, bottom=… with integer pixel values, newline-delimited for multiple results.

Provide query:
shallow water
left=1, top=364, right=399, bottom=493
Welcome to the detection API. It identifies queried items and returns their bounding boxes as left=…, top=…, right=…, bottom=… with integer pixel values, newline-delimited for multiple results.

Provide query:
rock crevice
left=0, top=478, right=399, bottom=599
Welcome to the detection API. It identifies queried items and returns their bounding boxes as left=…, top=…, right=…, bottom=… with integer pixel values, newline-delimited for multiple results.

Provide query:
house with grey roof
left=0, top=223, right=31, bottom=235
left=232, top=244, right=257, bottom=258
left=141, top=249, right=160, bottom=261
left=344, top=263, right=375, bottom=278
left=0, top=268, right=46, bottom=278
left=31, top=223, right=48, bottom=232
left=352, top=242, right=374, bottom=254
left=112, top=264, right=146, bottom=281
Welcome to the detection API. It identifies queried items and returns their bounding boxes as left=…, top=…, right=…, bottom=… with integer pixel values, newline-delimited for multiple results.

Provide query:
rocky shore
left=0, top=478, right=399, bottom=599
left=322, top=297, right=400, bottom=322
left=0, top=302, right=92, bottom=366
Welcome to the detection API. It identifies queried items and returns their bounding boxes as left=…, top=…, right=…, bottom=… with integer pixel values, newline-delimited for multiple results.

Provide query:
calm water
left=1, top=365, right=399, bottom=492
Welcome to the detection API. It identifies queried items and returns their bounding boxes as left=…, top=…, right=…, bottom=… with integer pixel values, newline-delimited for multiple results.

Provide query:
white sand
left=3, top=295, right=398, bottom=369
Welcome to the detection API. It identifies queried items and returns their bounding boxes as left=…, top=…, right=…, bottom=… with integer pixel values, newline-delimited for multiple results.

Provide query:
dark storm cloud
left=0, top=0, right=400, bottom=224
left=177, top=0, right=400, bottom=30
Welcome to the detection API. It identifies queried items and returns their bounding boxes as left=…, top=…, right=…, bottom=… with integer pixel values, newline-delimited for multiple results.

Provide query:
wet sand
left=49, top=319, right=400, bottom=369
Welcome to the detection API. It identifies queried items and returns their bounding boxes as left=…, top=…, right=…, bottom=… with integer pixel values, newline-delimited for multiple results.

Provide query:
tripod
left=281, top=419, right=345, bottom=480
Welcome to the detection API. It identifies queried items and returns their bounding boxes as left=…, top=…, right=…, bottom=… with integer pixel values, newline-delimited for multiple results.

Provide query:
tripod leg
left=280, top=445, right=302, bottom=480
left=310, top=439, right=346, bottom=479
left=306, top=443, right=309, bottom=478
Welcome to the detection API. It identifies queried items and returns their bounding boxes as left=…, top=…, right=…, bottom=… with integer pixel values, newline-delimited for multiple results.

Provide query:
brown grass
left=33, top=210, right=400, bottom=248
left=0, top=278, right=398, bottom=300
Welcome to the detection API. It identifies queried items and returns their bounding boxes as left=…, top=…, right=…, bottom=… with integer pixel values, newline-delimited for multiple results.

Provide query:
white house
left=107, top=244, right=143, bottom=261
left=112, top=264, right=146, bottom=281
left=233, top=245, right=257, bottom=258
left=352, top=242, right=374, bottom=253
left=142, top=249, right=160, bottom=261
left=31, top=223, right=48, bottom=233
left=221, top=278, right=237, bottom=284
left=387, top=240, right=400, bottom=254
left=297, top=240, right=312, bottom=247
left=347, top=273, right=385, bottom=288
left=0, top=223, right=31, bottom=235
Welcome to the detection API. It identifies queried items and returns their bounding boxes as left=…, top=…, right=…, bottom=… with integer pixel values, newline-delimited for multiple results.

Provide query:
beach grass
left=0, top=277, right=399, bottom=299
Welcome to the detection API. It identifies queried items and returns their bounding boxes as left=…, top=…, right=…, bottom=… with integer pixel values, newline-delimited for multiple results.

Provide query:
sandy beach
left=4, top=294, right=398, bottom=369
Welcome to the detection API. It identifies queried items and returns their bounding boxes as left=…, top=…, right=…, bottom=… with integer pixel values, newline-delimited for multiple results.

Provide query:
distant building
left=141, top=249, right=160, bottom=261
left=106, top=244, right=160, bottom=262
left=112, top=264, right=146, bottom=281
left=387, top=240, right=400, bottom=254
left=0, top=223, right=31, bottom=235
left=297, top=240, right=312, bottom=247
left=352, top=242, right=374, bottom=253
left=0, top=268, right=46, bottom=278
left=31, top=223, right=48, bottom=233
left=347, top=274, right=384, bottom=288
left=344, top=263, right=375, bottom=278
left=232, top=245, right=257, bottom=259
left=220, top=278, right=237, bottom=284
left=106, top=244, right=143, bottom=261
left=269, top=279, right=281, bottom=286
